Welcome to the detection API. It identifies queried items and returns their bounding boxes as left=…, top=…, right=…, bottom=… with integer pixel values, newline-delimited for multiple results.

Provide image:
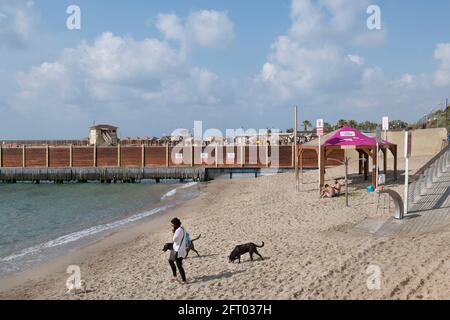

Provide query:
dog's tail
left=191, top=234, right=202, bottom=242
left=256, top=241, right=264, bottom=248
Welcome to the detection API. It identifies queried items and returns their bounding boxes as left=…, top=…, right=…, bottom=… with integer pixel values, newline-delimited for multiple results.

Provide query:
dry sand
left=0, top=155, right=449, bottom=300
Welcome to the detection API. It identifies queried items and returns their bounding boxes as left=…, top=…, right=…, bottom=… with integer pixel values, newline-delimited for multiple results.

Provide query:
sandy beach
left=0, top=155, right=449, bottom=300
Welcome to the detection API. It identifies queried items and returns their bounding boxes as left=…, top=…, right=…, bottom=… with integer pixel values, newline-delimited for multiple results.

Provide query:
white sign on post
left=382, top=117, right=389, bottom=131
left=316, top=119, right=324, bottom=137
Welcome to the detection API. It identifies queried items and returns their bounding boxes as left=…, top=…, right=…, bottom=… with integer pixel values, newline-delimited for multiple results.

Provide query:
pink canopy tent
left=318, top=125, right=398, bottom=187
left=322, top=125, right=394, bottom=147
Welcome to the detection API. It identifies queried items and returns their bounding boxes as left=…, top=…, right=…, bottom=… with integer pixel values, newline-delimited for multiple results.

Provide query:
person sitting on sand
left=320, top=184, right=336, bottom=198
left=334, top=180, right=342, bottom=196
left=168, top=218, right=188, bottom=285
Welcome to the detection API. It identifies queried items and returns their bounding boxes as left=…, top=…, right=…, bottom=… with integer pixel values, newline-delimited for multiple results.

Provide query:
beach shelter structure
left=300, top=125, right=398, bottom=187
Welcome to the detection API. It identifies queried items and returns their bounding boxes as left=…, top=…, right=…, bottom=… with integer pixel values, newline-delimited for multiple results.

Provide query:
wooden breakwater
left=0, top=167, right=207, bottom=183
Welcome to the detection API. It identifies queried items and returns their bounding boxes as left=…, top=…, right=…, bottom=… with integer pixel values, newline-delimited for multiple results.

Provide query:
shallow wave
left=160, top=182, right=198, bottom=200
left=0, top=205, right=168, bottom=263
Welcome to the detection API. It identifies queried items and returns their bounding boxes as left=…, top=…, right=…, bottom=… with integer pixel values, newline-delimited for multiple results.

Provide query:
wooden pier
left=0, top=144, right=343, bottom=183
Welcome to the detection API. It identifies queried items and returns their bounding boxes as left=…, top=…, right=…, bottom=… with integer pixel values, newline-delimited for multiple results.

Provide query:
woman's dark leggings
left=169, top=257, right=186, bottom=282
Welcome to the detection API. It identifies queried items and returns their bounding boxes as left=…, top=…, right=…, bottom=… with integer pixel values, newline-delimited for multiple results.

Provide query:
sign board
left=340, top=131, right=356, bottom=137
left=382, top=117, right=389, bottom=131
left=316, top=127, right=324, bottom=136
left=316, top=119, right=324, bottom=136
left=316, top=119, right=324, bottom=129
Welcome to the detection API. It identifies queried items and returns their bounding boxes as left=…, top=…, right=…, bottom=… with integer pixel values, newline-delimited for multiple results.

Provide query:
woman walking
left=168, top=218, right=187, bottom=284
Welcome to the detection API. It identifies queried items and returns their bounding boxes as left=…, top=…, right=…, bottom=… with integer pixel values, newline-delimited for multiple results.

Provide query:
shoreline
left=1, top=156, right=449, bottom=299
left=0, top=180, right=208, bottom=292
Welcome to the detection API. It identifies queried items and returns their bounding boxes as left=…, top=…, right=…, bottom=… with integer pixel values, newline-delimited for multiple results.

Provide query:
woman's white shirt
left=173, top=227, right=187, bottom=259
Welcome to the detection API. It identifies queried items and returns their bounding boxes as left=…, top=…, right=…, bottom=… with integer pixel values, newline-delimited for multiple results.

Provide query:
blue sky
left=1, top=0, right=450, bottom=139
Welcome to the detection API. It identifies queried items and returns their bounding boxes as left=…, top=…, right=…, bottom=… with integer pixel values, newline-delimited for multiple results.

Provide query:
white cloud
left=12, top=31, right=226, bottom=119
left=255, top=0, right=447, bottom=123
left=156, top=10, right=235, bottom=49
left=289, top=0, right=387, bottom=47
left=3, top=0, right=450, bottom=139
left=0, top=0, right=35, bottom=50
left=156, top=13, right=186, bottom=42
left=186, top=10, right=234, bottom=48
left=347, top=54, right=364, bottom=66
left=433, top=43, right=450, bottom=86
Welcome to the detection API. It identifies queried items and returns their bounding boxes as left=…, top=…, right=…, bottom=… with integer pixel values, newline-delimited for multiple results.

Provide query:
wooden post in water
left=46, top=145, right=49, bottom=168
left=117, top=143, right=121, bottom=167
left=93, top=143, right=97, bottom=168
left=141, top=144, right=145, bottom=168
left=22, top=145, right=26, bottom=168
left=166, top=145, right=169, bottom=167
left=69, top=145, right=73, bottom=168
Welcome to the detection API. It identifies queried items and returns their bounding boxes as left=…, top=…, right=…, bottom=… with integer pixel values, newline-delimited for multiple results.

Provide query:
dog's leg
left=238, top=256, right=241, bottom=264
left=255, top=250, right=264, bottom=260
left=192, top=248, right=200, bottom=257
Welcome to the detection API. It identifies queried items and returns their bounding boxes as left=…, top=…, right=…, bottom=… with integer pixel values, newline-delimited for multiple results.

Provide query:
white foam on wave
left=160, top=182, right=198, bottom=200
left=0, top=205, right=169, bottom=263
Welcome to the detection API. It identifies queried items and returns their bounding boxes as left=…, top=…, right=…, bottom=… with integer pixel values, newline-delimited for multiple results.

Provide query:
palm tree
left=348, top=120, right=358, bottom=128
left=336, top=119, right=347, bottom=129
left=302, top=120, right=312, bottom=132
left=324, top=122, right=333, bottom=133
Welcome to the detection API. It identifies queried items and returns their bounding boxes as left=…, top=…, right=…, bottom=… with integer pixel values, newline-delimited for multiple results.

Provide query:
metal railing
left=408, top=143, right=450, bottom=208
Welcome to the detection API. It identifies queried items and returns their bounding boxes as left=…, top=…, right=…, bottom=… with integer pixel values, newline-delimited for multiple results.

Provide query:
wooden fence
left=0, top=145, right=343, bottom=169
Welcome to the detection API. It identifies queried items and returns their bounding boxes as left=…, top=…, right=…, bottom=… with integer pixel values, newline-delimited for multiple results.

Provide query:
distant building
left=89, top=124, right=119, bottom=146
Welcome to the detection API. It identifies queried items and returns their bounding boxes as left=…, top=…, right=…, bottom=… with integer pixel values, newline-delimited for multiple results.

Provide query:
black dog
left=229, top=242, right=264, bottom=263
left=163, top=234, right=201, bottom=257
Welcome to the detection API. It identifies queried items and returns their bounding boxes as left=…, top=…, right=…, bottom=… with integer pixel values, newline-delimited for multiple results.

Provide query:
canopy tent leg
left=382, top=148, right=387, bottom=175
left=358, top=150, right=363, bottom=175
left=372, top=147, right=378, bottom=187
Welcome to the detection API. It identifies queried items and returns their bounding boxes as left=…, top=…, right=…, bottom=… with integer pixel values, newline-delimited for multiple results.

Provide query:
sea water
left=0, top=181, right=199, bottom=276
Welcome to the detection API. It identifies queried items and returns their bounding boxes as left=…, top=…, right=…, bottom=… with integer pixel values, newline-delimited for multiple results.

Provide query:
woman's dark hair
left=171, top=218, right=182, bottom=228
